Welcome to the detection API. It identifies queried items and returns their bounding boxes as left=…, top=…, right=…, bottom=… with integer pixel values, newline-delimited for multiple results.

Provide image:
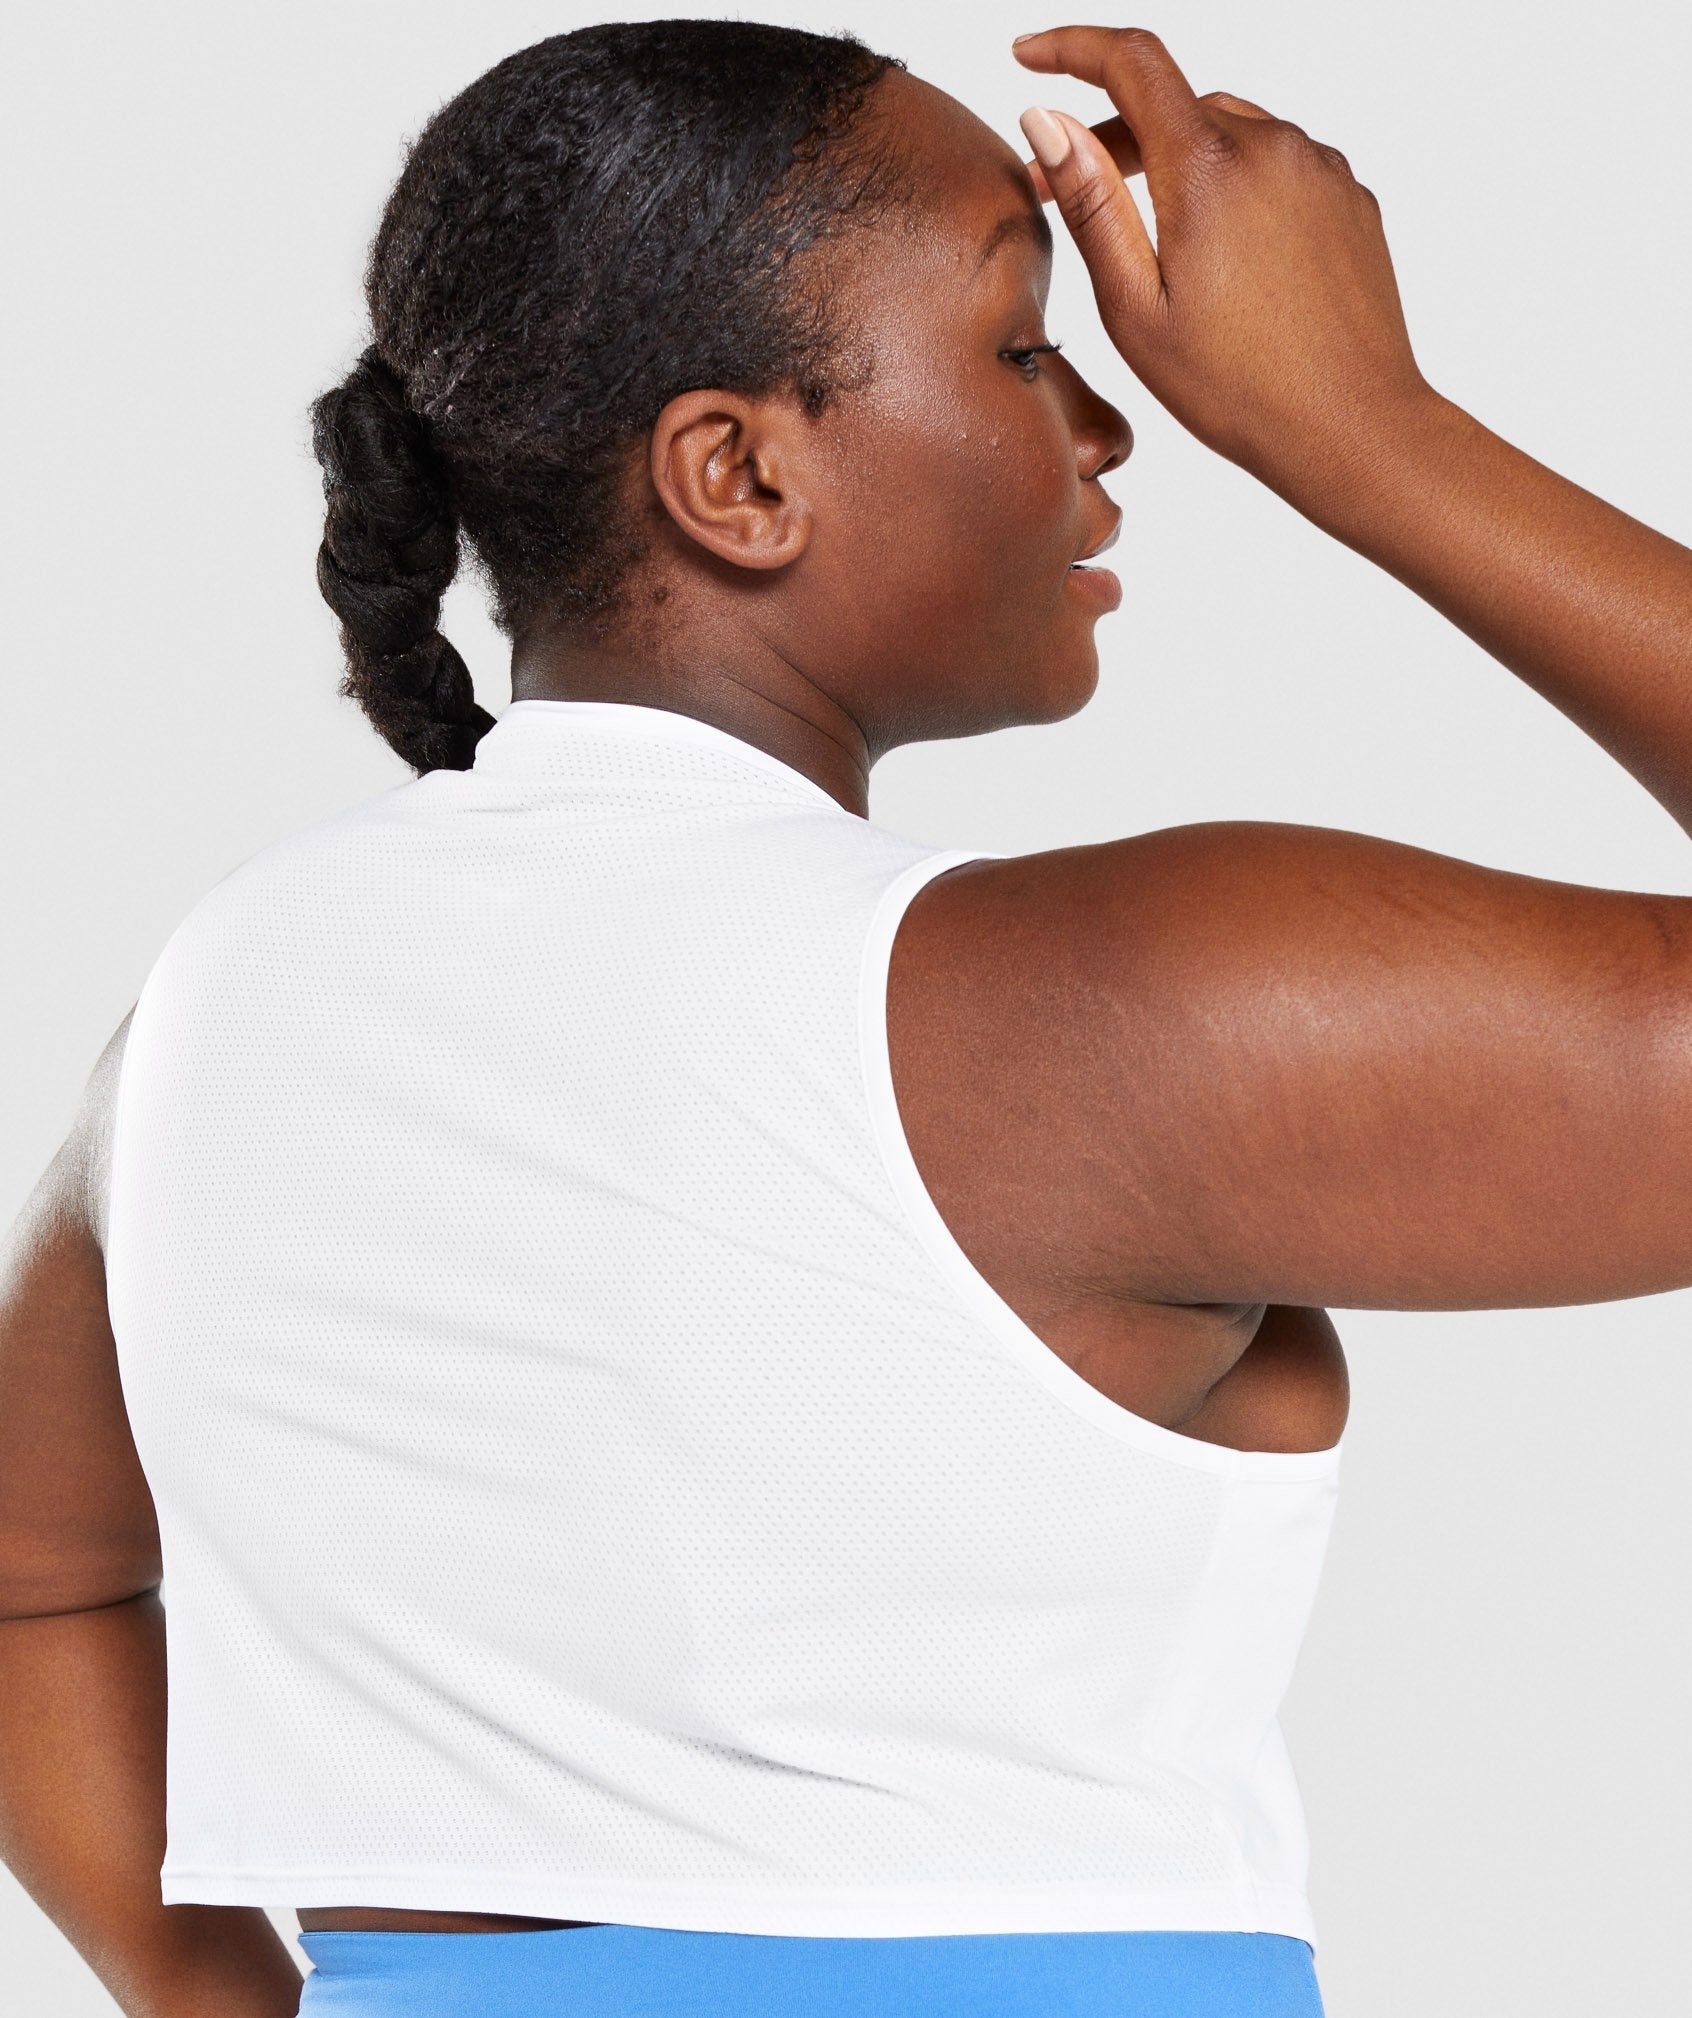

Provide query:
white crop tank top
left=106, top=698, right=1344, bottom=1946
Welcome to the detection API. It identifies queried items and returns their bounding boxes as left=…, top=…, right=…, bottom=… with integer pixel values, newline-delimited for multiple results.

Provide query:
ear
left=647, top=389, right=812, bottom=572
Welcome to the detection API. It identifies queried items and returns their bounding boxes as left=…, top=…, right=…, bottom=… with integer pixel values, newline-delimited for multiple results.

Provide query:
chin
left=924, top=629, right=1101, bottom=741
left=1026, top=637, right=1102, bottom=724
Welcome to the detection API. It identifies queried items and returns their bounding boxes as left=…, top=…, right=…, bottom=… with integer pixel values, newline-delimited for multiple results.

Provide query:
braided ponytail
left=309, top=344, right=496, bottom=774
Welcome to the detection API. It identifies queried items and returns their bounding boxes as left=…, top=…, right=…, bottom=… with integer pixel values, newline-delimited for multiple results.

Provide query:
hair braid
left=310, top=344, right=496, bottom=773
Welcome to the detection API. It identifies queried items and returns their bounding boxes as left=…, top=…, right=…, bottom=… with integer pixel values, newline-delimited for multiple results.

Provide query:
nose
left=1075, top=377, right=1133, bottom=480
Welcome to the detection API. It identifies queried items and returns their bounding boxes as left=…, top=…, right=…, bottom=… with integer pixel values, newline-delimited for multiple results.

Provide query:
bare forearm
left=1296, top=390, right=1692, bottom=839
left=0, top=1591, right=301, bottom=2018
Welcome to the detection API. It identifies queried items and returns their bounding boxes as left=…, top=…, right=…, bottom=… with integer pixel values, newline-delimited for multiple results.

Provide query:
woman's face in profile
left=797, top=66, right=1135, bottom=746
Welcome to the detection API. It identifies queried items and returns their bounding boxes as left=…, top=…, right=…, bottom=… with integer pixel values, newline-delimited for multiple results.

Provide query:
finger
left=1022, top=112, right=1143, bottom=204
left=1022, top=99, right=1271, bottom=204
left=1012, top=25, right=1216, bottom=181
left=1019, top=105, right=1162, bottom=317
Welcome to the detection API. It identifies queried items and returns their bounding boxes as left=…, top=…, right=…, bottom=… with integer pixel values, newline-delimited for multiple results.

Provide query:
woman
left=2, top=14, right=1689, bottom=2016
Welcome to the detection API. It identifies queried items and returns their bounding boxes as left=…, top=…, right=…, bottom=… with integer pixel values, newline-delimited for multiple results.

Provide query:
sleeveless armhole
left=856, top=849, right=1345, bottom=1484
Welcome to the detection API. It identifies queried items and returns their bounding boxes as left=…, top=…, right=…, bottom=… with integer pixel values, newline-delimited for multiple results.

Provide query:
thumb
left=1019, top=106, right=1163, bottom=321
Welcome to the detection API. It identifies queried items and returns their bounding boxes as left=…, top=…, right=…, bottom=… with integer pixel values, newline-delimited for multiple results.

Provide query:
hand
left=1013, top=25, right=1437, bottom=506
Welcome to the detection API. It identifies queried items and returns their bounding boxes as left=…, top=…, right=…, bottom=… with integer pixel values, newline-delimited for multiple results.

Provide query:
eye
left=1002, top=340, right=1063, bottom=380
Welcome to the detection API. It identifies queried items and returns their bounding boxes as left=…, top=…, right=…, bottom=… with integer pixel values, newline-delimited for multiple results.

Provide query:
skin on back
left=8, top=24, right=1692, bottom=1966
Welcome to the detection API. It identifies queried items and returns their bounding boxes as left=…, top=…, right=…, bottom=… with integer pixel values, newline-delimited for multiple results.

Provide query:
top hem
left=161, top=1867, right=1318, bottom=1952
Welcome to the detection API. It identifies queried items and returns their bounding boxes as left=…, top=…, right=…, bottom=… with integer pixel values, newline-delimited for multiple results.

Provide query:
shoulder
left=887, top=820, right=1370, bottom=1062
left=76, top=1006, right=138, bottom=1259
left=898, top=815, right=1685, bottom=1012
left=16, top=1005, right=139, bottom=1265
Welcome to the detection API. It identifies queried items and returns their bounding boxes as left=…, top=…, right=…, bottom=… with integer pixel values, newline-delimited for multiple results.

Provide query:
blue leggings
left=296, top=1925, right=1325, bottom=2015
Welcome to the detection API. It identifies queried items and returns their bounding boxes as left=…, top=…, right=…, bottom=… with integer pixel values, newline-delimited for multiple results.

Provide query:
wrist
left=1250, top=384, right=1482, bottom=549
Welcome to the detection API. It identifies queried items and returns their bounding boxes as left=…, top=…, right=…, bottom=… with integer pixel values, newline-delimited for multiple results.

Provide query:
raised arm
left=0, top=1011, right=302, bottom=2017
left=1015, top=25, right=1692, bottom=840
left=931, top=26, right=1692, bottom=1311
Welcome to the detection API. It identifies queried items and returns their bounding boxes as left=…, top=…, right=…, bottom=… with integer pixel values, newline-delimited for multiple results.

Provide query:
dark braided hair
left=309, top=19, right=909, bottom=775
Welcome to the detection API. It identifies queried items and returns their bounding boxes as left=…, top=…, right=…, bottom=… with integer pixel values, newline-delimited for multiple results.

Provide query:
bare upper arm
left=0, top=1007, right=158, bottom=1619
left=904, top=822, right=1692, bottom=1312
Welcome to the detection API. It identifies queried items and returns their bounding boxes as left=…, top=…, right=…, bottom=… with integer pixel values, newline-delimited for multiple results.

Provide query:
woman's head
left=310, top=19, right=1131, bottom=781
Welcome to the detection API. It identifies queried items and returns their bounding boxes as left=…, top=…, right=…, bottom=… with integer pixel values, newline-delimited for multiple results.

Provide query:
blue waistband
left=297, top=1925, right=1324, bottom=2017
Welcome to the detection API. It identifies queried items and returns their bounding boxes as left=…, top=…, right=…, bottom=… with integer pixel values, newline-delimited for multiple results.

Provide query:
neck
left=508, top=623, right=872, bottom=819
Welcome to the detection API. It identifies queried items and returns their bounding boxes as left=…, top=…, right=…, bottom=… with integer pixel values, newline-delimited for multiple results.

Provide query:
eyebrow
left=973, top=208, right=1054, bottom=274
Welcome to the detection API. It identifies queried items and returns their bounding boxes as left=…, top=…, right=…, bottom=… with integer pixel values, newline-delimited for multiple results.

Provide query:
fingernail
left=1012, top=31, right=1038, bottom=43
left=1019, top=106, right=1071, bottom=172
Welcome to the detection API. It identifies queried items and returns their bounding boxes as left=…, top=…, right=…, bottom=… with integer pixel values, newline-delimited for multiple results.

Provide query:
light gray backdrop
left=5, top=2, right=1689, bottom=2012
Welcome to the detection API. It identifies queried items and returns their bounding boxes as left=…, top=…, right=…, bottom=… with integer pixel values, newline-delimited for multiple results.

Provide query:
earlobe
left=647, top=388, right=812, bottom=573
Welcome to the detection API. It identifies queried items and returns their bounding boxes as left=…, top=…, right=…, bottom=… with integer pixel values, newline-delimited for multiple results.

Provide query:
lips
left=1065, top=562, right=1122, bottom=613
left=1071, top=513, right=1122, bottom=567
